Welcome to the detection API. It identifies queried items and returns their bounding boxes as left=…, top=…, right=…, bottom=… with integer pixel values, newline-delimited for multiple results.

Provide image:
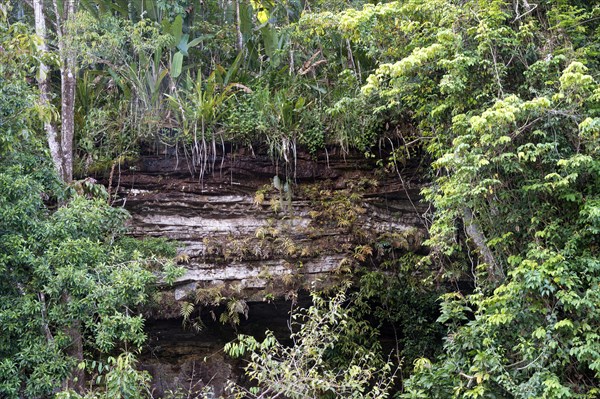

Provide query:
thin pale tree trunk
left=50, top=0, right=84, bottom=392
left=60, top=0, right=76, bottom=183
left=235, top=0, right=243, bottom=52
left=53, top=0, right=77, bottom=183
left=34, top=0, right=63, bottom=178
left=60, top=63, right=76, bottom=183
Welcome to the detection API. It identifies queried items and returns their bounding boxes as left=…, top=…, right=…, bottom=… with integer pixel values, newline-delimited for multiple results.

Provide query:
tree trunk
left=38, top=292, right=54, bottom=343
left=57, top=1, right=83, bottom=385
left=60, top=0, right=77, bottom=183
left=61, top=294, right=84, bottom=394
left=235, top=0, right=243, bottom=52
left=33, top=0, right=63, bottom=179
left=53, top=0, right=77, bottom=183
left=42, top=0, right=84, bottom=392
left=60, top=64, right=76, bottom=183
left=64, top=322, right=84, bottom=392
left=463, top=207, right=503, bottom=282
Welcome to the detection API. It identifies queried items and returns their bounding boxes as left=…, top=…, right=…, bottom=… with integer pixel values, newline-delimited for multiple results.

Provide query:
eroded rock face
left=109, top=149, right=428, bottom=395
left=140, top=295, right=314, bottom=397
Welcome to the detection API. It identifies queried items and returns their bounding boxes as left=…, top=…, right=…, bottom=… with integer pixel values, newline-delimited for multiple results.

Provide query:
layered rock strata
left=108, top=149, right=427, bottom=395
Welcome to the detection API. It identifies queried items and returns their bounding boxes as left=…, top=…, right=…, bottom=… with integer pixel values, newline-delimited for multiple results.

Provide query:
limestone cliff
left=108, top=148, right=427, bottom=396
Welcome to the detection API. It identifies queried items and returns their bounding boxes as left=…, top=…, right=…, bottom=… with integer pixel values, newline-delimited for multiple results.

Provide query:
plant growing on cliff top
left=166, top=70, right=234, bottom=180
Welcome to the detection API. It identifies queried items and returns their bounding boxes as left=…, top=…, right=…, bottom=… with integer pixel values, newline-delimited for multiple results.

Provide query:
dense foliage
left=0, top=7, right=180, bottom=397
left=347, top=1, right=600, bottom=397
left=1, top=0, right=600, bottom=397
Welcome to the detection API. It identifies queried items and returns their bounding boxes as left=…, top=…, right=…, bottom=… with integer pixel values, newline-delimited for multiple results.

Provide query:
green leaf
left=171, top=15, right=183, bottom=45
left=554, top=319, right=574, bottom=330
left=177, top=34, right=190, bottom=55
left=171, top=52, right=183, bottom=78
left=186, top=36, right=205, bottom=50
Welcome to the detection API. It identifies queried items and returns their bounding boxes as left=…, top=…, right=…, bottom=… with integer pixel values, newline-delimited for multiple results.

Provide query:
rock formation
left=109, top=149, right=427, bottom=395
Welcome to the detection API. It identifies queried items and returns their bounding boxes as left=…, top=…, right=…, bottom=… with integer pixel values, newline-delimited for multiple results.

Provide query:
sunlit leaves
left=376, top=0, right=600, bottom=397
left=225, top=289, right=397, bottom=399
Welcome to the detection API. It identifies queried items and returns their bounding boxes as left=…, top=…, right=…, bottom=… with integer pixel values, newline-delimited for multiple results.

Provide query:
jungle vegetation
left=1, top=0, right=599, bottom=397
